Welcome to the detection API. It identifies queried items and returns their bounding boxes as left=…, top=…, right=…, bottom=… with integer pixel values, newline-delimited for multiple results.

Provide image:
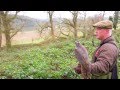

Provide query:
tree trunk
left=83, top=12, right=87, bottom=39
left=5, top=29, right=11, bottom=48
left=0, top=12, right=2, bottom=48
left=74, top=27, right=78, bottom=39
left=73, top=12, right=78, bottom=39
left=102, top=11, right=105, bottom=20
left=0, top=32, right=2, bottom=48
left=50, top=18, right=55, bottom=40
left=49, top=14, right=55, bottom=40
left=113, top=11, right=119, bottom=30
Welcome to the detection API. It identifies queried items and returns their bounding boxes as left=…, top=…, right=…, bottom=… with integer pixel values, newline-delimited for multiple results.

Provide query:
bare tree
left=36, top=11, right=55, bottom=41
left=0, top=31, right=1, bottom=48
left=102, top=11, right=105, bottom=20
left=82, top=11, right=87, bottom=29
left=85, top=16, right=98, bottom=46
left=63, top=11, right=79, bottom=39
left=36, top=21, right=50, bottom=40
left=36, top=11, right=55, bottom=40
left=97, top=11, right=106, bottom=20
left=113, top=11, right=119, bottom=30
left=81, top=11, right=88, bottom=38
left=58, top=21, right=71, bottom=37
left=0, top=12, right=2, bottom=48
left=0, top=11, right=23, bottom=49
left=47, top=11, right=55, bottom=40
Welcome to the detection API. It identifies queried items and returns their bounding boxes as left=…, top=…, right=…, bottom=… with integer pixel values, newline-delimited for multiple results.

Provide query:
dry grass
left=1, top=30, right=83, bottom=47
left=1, top=31, right=41, bottom=47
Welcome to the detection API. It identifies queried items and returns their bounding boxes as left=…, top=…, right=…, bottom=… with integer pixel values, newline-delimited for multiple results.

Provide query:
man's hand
left=74, top=63, right=81, bottom=74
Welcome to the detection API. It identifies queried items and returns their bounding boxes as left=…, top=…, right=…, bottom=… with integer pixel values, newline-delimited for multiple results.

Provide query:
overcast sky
left=18, top=11, right=114, bottom=20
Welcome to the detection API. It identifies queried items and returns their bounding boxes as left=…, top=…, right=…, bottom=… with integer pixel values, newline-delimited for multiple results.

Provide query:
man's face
left=94, top=28, right=107, bottom=40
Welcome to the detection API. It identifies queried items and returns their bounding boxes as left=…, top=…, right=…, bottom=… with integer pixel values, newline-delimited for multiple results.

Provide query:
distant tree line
left=0, top=11, right=119, bottom=50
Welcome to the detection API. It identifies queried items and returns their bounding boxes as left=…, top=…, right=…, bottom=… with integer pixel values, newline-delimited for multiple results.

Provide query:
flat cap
left=93, top=20, right=113, bottom=29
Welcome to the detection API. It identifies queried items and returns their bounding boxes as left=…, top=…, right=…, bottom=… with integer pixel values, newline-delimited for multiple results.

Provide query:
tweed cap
left=93, top=20, right=113, bottom=29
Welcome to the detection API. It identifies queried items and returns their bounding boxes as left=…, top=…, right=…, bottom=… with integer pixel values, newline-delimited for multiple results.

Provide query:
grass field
left=1, top=30, right=84, bottom=47
left=0, top=37, right=98, bottom=79
left=0, top=30, right=120, bottom=79
left=1, top=31, right=41, bottom=47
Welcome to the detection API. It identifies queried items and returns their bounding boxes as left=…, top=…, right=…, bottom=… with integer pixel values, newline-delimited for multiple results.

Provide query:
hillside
left=13, top=15, right=48, bottom=31
left=13, top=15, right=60, bottom=31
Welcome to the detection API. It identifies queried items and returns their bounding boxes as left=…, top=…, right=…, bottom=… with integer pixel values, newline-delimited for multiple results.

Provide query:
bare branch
left=62, top=18, right=74, bottom=28
left=60, top=28, right=69, bottom=36
left=36, top=21, right=51, bottom=37
left=10, top=23, right=24, bottom=38
left=9, top=11, right=20, bottom=21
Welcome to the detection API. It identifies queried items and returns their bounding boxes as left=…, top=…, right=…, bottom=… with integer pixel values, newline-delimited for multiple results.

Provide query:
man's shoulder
left=100, top=43, right=117, bottom=51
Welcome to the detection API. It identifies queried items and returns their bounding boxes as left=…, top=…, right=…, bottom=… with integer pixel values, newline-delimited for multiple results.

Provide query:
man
left=74, top=20, right=119, bottom=79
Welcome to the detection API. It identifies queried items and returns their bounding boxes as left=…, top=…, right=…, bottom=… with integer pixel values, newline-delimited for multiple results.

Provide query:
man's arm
left=74, top=42, right=118, bottom=79
left=90, top=44, right=118, bottom=74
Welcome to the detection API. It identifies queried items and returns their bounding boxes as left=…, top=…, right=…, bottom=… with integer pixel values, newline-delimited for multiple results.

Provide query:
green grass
left=0, top=37, right=120, bottom=79
left=0, top=39, right=79, bottom=79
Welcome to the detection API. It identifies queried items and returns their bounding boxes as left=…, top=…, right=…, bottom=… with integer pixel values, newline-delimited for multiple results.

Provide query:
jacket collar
left=100, top=36, right=115, bottom=46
